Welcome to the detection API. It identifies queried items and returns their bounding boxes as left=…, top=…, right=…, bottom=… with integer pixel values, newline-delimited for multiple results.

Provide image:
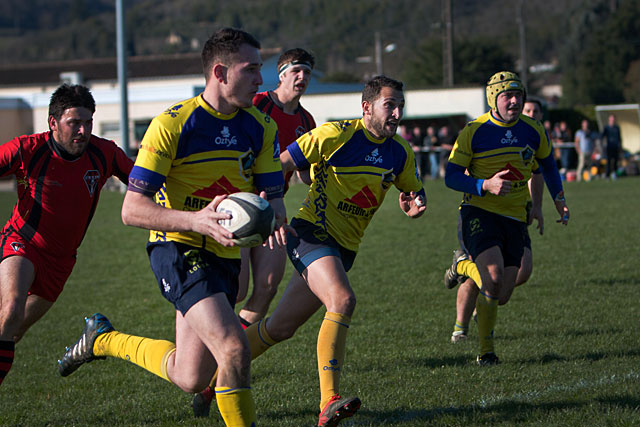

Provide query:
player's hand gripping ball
left=216, top=192, right=276, bottom=247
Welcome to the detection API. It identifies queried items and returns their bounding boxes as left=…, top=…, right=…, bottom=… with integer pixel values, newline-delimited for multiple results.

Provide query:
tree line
left=0, top=0, right=637, bottom=106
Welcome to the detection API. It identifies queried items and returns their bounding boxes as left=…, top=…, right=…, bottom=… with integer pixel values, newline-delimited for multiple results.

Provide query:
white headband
left=278, top=60, right=312, bottom=79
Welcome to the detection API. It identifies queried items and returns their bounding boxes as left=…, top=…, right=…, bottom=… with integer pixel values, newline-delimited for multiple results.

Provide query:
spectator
left=438, top=125, right=455, bottom=178
left=423, top=125, right=441, bottom=179
left=408, top=126, right=426, bottom=179
left=552, top=121, right=574, bottom=173
left=601, top=114, right=622, bottom=180
left=575, top=119, right=599, bottom=181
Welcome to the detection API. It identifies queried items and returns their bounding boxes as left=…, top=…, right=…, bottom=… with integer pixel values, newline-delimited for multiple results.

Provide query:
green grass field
left=0, top=177, right=638, bottom=426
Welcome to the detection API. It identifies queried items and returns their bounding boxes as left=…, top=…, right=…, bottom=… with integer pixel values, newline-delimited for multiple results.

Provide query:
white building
left=0, top=53, right=487, bottom=153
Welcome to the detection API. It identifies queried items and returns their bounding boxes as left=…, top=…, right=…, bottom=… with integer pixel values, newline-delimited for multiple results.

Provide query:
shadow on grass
left=564, top=326, right=623, bottom=337
left=356, top=399, right=588, bottom=425
left=579, top=274, right=640, bottom=287
left=516, top=347, right=640, bottom=365
left=410, top=355, right=472, bottom=368
left=595, top=394, right=640, bottom=410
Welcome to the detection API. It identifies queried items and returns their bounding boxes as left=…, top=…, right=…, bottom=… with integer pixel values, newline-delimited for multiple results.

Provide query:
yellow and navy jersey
left=448, top=112, right=551, bottom=222
left=128, top=94, right=283, bottom=258
left=287, top=118, right=424, bottom=252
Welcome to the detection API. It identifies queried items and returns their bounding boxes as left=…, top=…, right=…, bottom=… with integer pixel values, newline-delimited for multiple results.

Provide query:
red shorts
left=0, top=227, right=76, bottom=302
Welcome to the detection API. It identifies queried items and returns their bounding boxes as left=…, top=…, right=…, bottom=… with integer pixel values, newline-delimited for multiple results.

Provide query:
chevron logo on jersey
left=337, top=187, right=378, bottom=218
left=498, top=163, right=525, bottom=181
left=346, top=186, right=378, bottom=208
left=192, top=176, right=241, bottom=199
left=84, top=170, right=100, bottom=196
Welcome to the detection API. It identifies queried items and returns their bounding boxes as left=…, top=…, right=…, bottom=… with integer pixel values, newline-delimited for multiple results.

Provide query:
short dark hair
left=48, top=84, right=96, bottom=120
left=362, top=75, right=404, bottom=104
left=525, top=98, right=543, bottom=110
left=277, top=48, right=315, bottom=73
left=201, top=27, right=261, bottom=81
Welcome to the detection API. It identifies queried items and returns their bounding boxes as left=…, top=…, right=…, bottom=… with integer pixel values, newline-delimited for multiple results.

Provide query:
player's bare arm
left=279, top=149, right=298, bottom=177
left=121, top=191, right=236, bottom=246
left=553, top=192, right=570, bottom=225
left=529, top=173, right=545, bottom=234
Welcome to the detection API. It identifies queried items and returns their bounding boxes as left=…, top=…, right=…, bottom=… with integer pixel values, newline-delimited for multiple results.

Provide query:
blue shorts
left=286, top=218, right=356, bottom=274
left=147, top=241, right=240, bottom=315
left=459, top=205, right=526, bottom=268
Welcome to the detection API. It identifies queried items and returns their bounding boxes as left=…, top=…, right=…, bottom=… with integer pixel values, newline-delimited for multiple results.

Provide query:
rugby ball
left=216, top=192, right=275, bottom=247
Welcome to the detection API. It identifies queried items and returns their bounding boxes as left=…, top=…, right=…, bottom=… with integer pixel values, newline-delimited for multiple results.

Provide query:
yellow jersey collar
left=489, top=110, right=519, bottom=128
left=197, top=94, right=239, bottom=120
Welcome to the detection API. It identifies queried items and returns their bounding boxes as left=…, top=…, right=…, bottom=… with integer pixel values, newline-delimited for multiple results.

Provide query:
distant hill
left=0, top=0, right=581, bottom=88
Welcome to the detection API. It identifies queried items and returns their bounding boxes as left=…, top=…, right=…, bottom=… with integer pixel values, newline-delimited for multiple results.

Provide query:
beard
left=369, top=117, right=397, bottom=139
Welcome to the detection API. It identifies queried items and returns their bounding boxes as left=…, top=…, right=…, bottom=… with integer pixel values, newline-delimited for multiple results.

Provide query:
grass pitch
left=0, top=177, right=638, bottom=426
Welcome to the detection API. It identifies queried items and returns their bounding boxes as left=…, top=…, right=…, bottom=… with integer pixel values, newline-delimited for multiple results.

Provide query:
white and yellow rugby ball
left=216, top=192, right=275, bottom=247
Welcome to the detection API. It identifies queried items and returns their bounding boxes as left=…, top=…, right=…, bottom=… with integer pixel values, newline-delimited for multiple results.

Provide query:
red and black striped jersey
left=253, top=91, right=316, bottom=191
left=0, top=132, right=133, bottom=256
left=253, top=91, right=316, bottom=152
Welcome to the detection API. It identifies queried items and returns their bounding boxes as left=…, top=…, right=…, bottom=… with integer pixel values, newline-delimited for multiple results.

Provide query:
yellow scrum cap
left=486, top=71, right=525, bottom=110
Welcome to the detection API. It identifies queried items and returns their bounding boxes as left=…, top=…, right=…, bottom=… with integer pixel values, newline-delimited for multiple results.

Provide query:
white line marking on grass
left=475, top=371, right=640, bottom=408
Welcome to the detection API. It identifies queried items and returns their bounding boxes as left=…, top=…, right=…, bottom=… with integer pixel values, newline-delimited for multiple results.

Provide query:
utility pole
left=442, top=0, right=454, bottom=87
left=517, top=0, right=528, bottom=89
left=375, top=31, right=383, bottom=75
left=116, top=0, right=130, bottom=157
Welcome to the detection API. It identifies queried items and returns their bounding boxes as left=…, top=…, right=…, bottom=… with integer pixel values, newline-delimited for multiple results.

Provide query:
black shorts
left=459, top=205, right=526, bottom=268
left=286, top=218, right=356, bottom=274
left=456, top=212, right=530, bottom=253
left=147, top=241, right=240, bottom=315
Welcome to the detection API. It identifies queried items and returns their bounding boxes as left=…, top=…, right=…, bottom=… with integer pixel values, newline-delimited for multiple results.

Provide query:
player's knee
left=516, top=265, right=532, bottom=287
left=220, top=338, right=251, bottom=367
left=267, top=322, right=296, bottom=342
left=343, top=293, right=356, bottom=313
left=179, top=377, right=211, bottom=394
left=0, top=298, right=25, bottom=326
left=498, top=295, right=511, bottom=305
left=329, top=292, right=356, bottom=316
left=253, top=277, right=280, bottom=300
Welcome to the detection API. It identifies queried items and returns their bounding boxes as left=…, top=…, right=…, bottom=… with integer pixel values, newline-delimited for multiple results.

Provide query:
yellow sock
left=94, top=331, right=176, bottom=383
left=475, top=291, right=498, bottom=355
left=453, top=322, right=468, bottom=334
left=317, top=312, right=351, bottom=410
left=247, top=318, right=278, bottom=359
left=457, top=260, right=483, bottom=289
left=215, top=387, right=256, bottom=427
left=207, top=318, right=278, bottom=389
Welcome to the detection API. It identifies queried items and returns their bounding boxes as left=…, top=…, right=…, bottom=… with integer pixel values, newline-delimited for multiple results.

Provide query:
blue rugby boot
left=58, top=313, right=114, bottom=377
